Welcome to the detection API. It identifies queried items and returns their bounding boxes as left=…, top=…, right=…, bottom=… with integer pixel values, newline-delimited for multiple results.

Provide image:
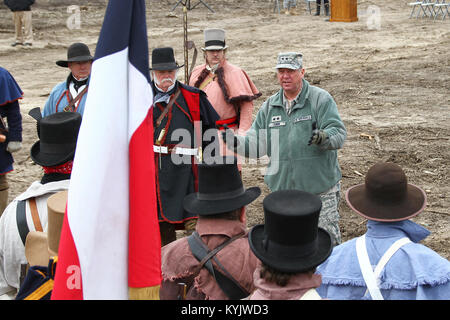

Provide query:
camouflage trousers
left=317, top=181, right=342, bottom=246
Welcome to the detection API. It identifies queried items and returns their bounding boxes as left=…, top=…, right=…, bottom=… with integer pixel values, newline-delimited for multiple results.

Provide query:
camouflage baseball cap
left=275, top=52, right=303, bottom=70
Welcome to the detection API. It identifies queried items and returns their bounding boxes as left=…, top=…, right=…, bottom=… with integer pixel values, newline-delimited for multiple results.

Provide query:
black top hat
left=249, top=190, right=333, bottom=273
left=150, top=47, right=183, bottom=71
left=346, top=162, right=426, bottom=222
left=30, top=112, right=82, bottom=167
left=183, top=157, right=261, bottom=215
left=56, top=43, right=94, bottom=68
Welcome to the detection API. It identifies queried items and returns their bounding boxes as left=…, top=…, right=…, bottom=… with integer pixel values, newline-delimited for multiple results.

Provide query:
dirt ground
left=0, top=0, right=448, bottom=259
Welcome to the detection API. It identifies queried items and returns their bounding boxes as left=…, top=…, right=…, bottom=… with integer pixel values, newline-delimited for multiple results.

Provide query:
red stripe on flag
left=128, top=108, right=161, bottom=288
left=51, top=206, right=83, bottom=299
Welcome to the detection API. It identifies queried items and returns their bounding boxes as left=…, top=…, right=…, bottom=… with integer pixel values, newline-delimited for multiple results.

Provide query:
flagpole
left=183, top=5, right=189, bottom=83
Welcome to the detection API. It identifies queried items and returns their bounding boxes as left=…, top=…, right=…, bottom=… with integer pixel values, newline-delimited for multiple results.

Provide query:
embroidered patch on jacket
left=293, top=115, right=312, bottom=123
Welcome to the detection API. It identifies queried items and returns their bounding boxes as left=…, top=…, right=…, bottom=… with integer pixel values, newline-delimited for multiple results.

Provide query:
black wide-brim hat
left=56, top=43, right=94, bottom=68
left=31, top=112, right=82, bottom=167
left=249, top=190, right=333, bottom=273
left=346, top=162, right=427, bottom=222
left=150, top=47, right=184, bottom=71
left=183, top=157, right=261, bottom=215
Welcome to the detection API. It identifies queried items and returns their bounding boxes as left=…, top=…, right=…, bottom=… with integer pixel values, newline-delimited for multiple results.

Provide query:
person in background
left=315, top=0, right=329, bottom=16
left=4, top=0, right=35, bottom=47
left=151, top=47, right=219, bottom=246
left=0, top=112, right=81, bottom=299
left=316, top=162, right=450, bottom=300
left=222, top=51, right=346, bottom=245
left=160, top=157, right=260, bottom=300
left=283, top=0, right=298, bottom=15
left=42, top=43, right=93, bottom=117
left=0, top=67, right=23, bottom=214
left=247, top=190, right=332, bottom=300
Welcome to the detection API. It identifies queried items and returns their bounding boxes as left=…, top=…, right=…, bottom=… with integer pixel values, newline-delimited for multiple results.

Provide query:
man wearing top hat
left=247, top=189, right=332, bottom=300
left=222, top=51, right=346, bottom=245
left=0, top=112, right=81, bottom=299
left=150, top=47, right=219, bottom=246
left=160, top=157, right=260, bottom=300
left=189, top=28, right=261, bottom=161
left=316, top=162, right=450, bottom=300
left=42, top=43, right=93, bottom=117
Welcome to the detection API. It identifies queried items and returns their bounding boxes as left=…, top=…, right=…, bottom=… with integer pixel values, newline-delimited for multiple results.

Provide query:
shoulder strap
left=16, top=200, right=29, bottom=246
left=28, top=198, right=43, bottom=232
left=155, top=89, right=181, bottom=128
left=188, top=231, right=249, bottom=300
left=63, top=85, right=88, bottom=112
left=16, top=198, right=43, bottom=245
left=356, top=235, right=411, bottom=300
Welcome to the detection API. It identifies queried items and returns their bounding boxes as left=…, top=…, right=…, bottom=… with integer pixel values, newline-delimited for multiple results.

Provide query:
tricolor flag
left=51, top=0, right=161, bottom=299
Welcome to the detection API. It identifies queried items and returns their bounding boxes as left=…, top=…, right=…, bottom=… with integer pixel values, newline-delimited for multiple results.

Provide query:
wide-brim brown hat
left=183, top=157, right=260, bottom=215
left=56, top=42, right=94, bottom=68
left=346, top=162, right=427, bottom=222
left=249, top=190, right=332, bottom=273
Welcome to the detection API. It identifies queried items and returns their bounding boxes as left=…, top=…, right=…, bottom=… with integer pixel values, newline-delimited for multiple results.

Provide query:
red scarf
left=43, top=161, right=73, bottom=175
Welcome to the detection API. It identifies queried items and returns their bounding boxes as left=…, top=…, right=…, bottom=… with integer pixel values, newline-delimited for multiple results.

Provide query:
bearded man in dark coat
left=150, top=47, right=219, bottom=246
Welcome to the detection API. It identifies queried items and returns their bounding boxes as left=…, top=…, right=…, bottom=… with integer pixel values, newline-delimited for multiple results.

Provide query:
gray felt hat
left=202, top=28, right=228, bottom=51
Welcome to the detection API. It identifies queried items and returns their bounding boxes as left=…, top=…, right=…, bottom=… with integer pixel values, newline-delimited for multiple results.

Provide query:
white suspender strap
left=356, top=235, right=411, bottom=300
left=373, top=237, right=411, bottom=280
left=356, top=235, right=384, bottom=300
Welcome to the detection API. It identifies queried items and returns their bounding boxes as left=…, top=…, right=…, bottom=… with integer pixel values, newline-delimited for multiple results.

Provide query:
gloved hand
left=308, top=122, right=327, bottom=146
left=219, top=124, right=239, bottom=151
left=7, top=141, right=22, bottom=153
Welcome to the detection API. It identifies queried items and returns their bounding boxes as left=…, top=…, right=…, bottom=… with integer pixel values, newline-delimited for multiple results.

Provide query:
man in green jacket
left=222, top=52, right=346, bottom=245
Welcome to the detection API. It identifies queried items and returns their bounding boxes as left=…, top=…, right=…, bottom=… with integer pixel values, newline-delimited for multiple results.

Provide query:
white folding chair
left=433, top=0, right=450, bottom=20
left=420, top=0, right=438, bottom=18
left=409, top=1, right=424, bottom=18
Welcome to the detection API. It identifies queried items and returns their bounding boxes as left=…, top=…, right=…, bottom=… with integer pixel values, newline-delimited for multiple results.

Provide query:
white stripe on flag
left=68, top=48, right=130, bottom=300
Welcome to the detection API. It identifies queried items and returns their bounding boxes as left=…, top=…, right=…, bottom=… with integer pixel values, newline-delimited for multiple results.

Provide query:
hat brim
left=56, top=55, right=94, bottom=68
left=249, top=225, right=333, bottom=273
left=201, top=45, right=228, bottom=51
left=30, top=141, right=75, bottom=167
left=275, top=64, right=301, bottom=70
left=346, top=183, right=427, bottom=222
left=150, top=63, right=184, bottom=71
left=183, top=186, right=261, bottom=216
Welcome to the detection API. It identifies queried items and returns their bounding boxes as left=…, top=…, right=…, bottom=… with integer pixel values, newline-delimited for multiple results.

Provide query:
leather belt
left=153, top=145, right=199, bottom=156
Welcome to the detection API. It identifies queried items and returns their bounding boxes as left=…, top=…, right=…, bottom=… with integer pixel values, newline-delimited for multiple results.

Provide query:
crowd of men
left=0, top=27, right=449, bottom=300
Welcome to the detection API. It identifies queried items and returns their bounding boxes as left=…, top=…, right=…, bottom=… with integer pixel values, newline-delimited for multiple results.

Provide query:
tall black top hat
left=56, top=43, right=93, bottom=68
left=150, top=47, right=183, bottom=71
left=249, top=190, right=333, bottom=273
left=30, top=112, right=82, bottom=167
left=183, top=157, right=261, bottom=215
